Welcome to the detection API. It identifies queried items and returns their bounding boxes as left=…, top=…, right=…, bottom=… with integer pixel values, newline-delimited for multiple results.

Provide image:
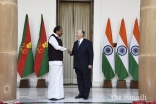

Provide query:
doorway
left=57, top=0, right=93, bottom=84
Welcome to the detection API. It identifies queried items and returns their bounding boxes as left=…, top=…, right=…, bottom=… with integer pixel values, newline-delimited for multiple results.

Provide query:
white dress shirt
left=49, top=33, right=67, bottom=65
left=78, top=38, right=84, bottom=45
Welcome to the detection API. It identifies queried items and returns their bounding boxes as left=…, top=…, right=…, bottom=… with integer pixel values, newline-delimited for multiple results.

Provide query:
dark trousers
left=75, top=69, right=91, bottom=98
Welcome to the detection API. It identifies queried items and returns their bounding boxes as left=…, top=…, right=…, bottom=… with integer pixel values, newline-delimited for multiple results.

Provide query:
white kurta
left=48, top=33, right=67, bottom=99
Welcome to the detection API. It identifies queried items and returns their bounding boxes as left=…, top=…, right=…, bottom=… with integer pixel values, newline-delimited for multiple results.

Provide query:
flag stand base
left=103, top=80, right=112, bottom=88
left=130, top=80, right=138, bottom=89
left=19, top=79, right=30, bottom=88
left=116, top=80, right=127, bottom=88
left=36, top=79, right=47, bottom=88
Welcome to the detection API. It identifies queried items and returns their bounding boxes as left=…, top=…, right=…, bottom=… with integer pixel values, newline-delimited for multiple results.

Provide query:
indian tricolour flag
left=102, top=18, right=115, bottom=80
left=129, top=19, right=139, bottom=81
left=115, top=19, right=128, bottom=80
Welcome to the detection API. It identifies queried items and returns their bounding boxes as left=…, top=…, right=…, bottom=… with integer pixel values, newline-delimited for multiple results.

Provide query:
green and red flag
left=102, top=18, right=115, bottom=80
left=115, top=19, right=129, bottom=80
left=129, top=19, right=139, bottom=80
left=17, top=14, right=34, bottom=78
left=34, top=14, right=49, bottom=77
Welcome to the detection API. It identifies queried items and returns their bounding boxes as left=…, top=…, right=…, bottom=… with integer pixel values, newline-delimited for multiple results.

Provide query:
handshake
left=66, top=49, right=72, bottom=54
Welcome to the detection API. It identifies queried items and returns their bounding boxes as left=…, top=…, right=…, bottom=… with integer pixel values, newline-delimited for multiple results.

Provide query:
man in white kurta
left=48, top=26, right=69, bottom=100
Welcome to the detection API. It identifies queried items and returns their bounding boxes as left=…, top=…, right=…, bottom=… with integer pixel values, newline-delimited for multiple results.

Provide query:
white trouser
left=48, top=64, right=64, bottom=99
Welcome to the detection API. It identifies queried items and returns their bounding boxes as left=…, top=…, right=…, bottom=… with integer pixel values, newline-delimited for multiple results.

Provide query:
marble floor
left=6, top=85, right=139, bottom=104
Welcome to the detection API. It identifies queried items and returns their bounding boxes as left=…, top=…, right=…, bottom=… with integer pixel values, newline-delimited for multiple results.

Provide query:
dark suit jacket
left=71, top=38, right=94, bottom=71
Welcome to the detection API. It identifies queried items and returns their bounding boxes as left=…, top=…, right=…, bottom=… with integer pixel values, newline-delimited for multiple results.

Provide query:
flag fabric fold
left=34, top=14, right=49, bottom=77
left=102, top=18, right=115, bottom=80
left=17, top=14, right=34, bottom=78
left=129, top=19, right=139, bottom=80
left=115, top=19, right=129, bottom=80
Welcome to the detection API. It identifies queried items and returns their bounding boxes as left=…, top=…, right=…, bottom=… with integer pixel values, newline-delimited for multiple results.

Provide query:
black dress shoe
left=75, top=95, right=83, bottom=99
left=49, top=97, right=65, bottom=100
left=49, top=98, right=57, bottom=101
left=83, top=97, right=88, bottom=100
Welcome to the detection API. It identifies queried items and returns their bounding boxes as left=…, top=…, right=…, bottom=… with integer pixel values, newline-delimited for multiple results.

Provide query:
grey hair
left=81, top=29, right=85, bottom=37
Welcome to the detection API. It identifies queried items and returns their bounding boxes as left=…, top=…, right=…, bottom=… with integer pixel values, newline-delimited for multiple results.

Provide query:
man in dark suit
left=70, top=29, right=94, bottom=100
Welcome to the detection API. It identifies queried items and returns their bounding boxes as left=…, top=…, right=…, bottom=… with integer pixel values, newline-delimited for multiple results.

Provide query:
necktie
left=78, top=41, right=80, bottom=48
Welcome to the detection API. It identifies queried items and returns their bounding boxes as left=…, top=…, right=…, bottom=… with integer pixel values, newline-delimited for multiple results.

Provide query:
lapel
left=75, top=40, right=78, bottom=49
left=76, top=38, right=86, bottom=52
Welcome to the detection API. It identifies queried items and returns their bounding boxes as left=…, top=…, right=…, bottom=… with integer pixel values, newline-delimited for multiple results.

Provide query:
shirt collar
left=78, top=38, right=84, bottom=44
left=54, top=33, right=61, bottom=39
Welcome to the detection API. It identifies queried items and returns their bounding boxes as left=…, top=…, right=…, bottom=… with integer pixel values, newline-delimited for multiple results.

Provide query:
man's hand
left=88, top=65, right=92, bottom=69
left=68, top=50, right=72, bottom=54
left=66, top=49, right=70, bottom=51
left=66, top=49, right=71, bottom=54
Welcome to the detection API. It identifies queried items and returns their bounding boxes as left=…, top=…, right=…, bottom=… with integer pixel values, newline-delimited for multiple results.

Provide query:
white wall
left=93, top=0, right=140, bottom=87
left=18, top=0, right=56, bottom=87
left=18, top=0, right=140, bottom=87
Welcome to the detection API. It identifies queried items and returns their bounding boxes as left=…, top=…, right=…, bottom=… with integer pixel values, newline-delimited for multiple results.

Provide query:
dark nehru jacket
left=48, top=34, right=63, bottom=61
